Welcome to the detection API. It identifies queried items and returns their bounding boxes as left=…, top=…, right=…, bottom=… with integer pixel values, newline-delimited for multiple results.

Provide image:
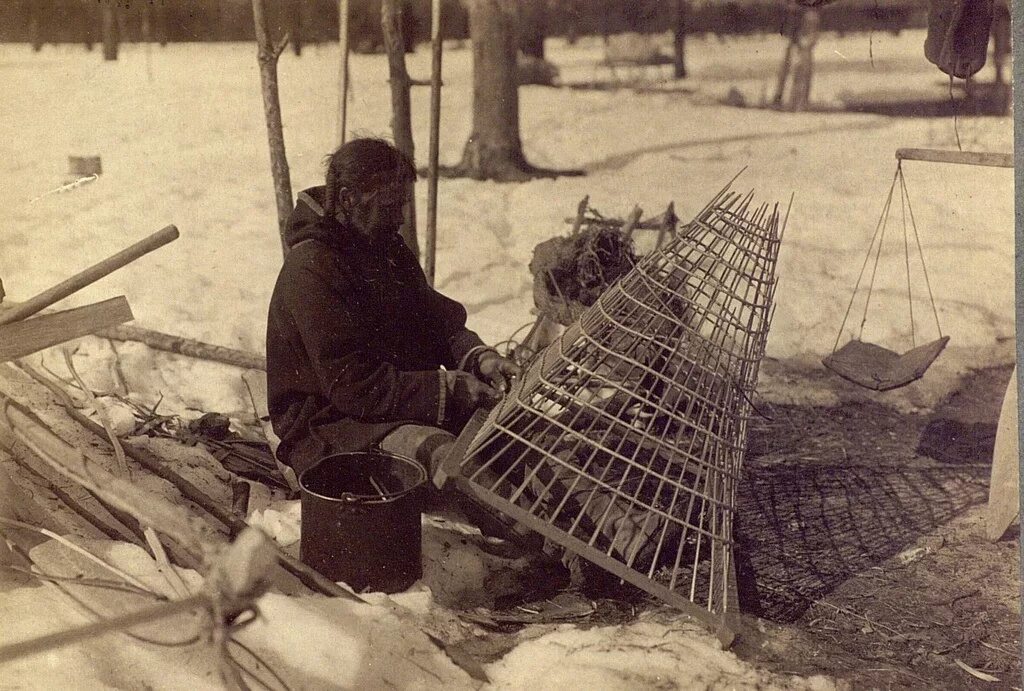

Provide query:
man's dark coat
left=266, top=187, right=484, bottom=475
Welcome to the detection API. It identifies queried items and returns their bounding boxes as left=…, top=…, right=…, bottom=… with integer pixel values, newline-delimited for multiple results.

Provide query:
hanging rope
left=831, top=161, right=945, bottom=354
left=832, top=164, right=901, bottom=352
left=899, top=166, right=915, bottom=347
left=899, top=166, right=944, bottom=338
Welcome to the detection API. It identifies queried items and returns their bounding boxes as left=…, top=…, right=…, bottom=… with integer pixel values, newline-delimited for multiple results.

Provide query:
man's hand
left=477, top=350, right=522, bottom=394
left=445, top=370, right=502, bottom=431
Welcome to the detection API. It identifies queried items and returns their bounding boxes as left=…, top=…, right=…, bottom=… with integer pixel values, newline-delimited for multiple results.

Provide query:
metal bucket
left=299, top=451, right=426, bottom=593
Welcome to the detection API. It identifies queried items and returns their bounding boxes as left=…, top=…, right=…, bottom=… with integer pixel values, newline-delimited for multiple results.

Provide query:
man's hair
left=323, top=138, right=416, bottom=218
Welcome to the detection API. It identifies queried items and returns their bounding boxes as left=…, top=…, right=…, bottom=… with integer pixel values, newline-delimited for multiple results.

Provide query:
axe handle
left=0, top=225, right=178, bottom=326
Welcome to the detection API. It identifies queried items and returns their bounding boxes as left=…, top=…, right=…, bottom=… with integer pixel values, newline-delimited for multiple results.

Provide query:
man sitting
left=266, top=138, right=520, bottom=484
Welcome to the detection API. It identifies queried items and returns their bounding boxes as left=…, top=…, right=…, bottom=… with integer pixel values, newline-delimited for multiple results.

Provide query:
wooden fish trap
left=447, top=186, right=784, bottom=640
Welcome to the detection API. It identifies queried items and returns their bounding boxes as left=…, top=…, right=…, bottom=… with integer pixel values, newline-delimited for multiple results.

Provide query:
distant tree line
left=1, top=0, right=927, bottom=51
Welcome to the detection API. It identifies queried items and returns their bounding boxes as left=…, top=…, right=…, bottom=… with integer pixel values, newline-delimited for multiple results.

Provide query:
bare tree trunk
left=252, top=0, right=295, bottom=256
left=382, top=0, right=420, bottom=258
left=772, top=2, right=801, bottom=107
left=425, top=0, right=443, bottom=286
left=458, top=0, right=530, bottom=180
left=29, top=0, right=43, bottom=52
left=289, top=0, right=303, bottom=57
left=101, top=3, right=119, bottom=61
left=519, top=0, right=546, bottom=59
left=672, top=0, right=688, bottom=79
left=787, top=8, right=819, bottom=112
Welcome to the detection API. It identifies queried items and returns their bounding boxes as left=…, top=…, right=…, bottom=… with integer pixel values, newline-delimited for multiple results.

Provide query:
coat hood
left=284, top=186, right=337, bottom=249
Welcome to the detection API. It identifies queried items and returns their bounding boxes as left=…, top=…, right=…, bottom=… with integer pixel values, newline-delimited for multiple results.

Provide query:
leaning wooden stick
left=0, top=225, right=178, bottom=327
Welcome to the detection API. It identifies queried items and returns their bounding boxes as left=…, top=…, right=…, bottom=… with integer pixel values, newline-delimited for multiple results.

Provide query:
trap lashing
left=449, top=186, right=783, bottom=636
left=823, top=161, right=948, bottom=391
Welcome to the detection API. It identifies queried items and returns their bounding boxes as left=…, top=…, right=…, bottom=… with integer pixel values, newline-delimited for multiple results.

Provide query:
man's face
left=345, top=182, right=410, bottom=242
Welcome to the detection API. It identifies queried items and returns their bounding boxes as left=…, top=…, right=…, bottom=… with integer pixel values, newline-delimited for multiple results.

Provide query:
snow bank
left=1, top=535, right=837, bottom=690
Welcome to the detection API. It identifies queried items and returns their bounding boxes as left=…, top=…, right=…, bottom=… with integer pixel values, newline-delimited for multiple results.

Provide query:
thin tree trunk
left=382, top=0, right=420, bottom=259
left=101, top=3, right=119, bottom=61
left=772, top=2, right=801, bottom=106
left=672, top=0, right=688, bottom=79
left=787, top=8, right=819, bottom=112
left=290, top=0, right=303, bottom=57
left=519, top=0, right=546, bottom=59
left=29, top=0, right=43, bottom=52
left=252, top=0, right=295, bottom=256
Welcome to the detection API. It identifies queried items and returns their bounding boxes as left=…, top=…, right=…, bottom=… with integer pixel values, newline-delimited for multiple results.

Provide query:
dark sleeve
left=423, top=287, right=487, bottom=369
left=396, top=240, right=486, bottom=369
left=281, top=252, right=445, bottom=426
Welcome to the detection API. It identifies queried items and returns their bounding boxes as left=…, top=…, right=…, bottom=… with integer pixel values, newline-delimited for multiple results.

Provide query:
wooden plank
left=987, top=366, right=1019, bottom=541
left=0, top=296, right=133, bottom=363
left=895, top=148, right=1014, bottom=169
left=0, top=225, right=176, bottom=326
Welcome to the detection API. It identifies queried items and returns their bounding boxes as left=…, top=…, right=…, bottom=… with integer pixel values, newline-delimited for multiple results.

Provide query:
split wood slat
left=0, top=296, right=133, bottom=363
left=4, top=441, right=142, bottom=546
left=0, top=392, right=219, bottom=565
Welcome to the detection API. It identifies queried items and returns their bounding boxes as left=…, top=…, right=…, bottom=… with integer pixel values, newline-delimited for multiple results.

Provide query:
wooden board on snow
left=0, top=296, right=133, bottom=362
left=987, top=366, right=1019, bottom=541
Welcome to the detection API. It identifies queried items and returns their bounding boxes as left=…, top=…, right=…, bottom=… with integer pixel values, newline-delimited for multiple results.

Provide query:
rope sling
left=823, top=161, right=948, bottom=391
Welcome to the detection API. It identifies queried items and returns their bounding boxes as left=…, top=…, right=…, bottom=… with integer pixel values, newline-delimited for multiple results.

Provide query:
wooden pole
left=0, top=594, right=208, bottom=665
left=252, top=0, right=295, bottom=257
left=382, top=0, right=420, bottom=258
left=896, top=148, right=1014, bottom=169
left=425, top=0, right=443, bottom=286
left=95, top=323, right=267, bottom=370
left=0, top=226, right=177, bottom=327
left=338, top=0, right=351, bottom=146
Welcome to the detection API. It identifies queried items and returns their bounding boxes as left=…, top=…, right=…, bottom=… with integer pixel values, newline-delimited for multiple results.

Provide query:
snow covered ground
left=0, top=29, right=1014, bottom=418
left=0, top=28, right=1014, bottom=689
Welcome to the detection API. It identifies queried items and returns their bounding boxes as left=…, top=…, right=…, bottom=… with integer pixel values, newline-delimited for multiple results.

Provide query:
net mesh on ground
left=450, top=186, right=784, bottom=631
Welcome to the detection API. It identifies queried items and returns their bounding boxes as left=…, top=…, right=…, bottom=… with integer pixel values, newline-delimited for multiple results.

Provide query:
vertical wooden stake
left=252, top=0, right=295, bottom=256
left=425, top=0, right=444, bottom=286
left=338, top=0, right=351, bottom=145
left=382, top=0, right=420, bottom=259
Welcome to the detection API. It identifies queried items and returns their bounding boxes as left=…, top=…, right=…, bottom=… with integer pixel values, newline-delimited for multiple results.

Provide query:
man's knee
left=379, top=424, right=456, bottom=475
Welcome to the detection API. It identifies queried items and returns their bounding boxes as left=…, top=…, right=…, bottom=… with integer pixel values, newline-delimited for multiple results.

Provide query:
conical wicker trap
left=447, top=187, right=783, bottom=638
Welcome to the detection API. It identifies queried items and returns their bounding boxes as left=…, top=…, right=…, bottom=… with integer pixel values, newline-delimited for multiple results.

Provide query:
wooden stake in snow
left=338, top=0, right=351, bottom=146
left=425, top=0, right=443, bottom=286
left=382, top=0, right=420, bottom=259
left=252, top=0, right=295, bottom=256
